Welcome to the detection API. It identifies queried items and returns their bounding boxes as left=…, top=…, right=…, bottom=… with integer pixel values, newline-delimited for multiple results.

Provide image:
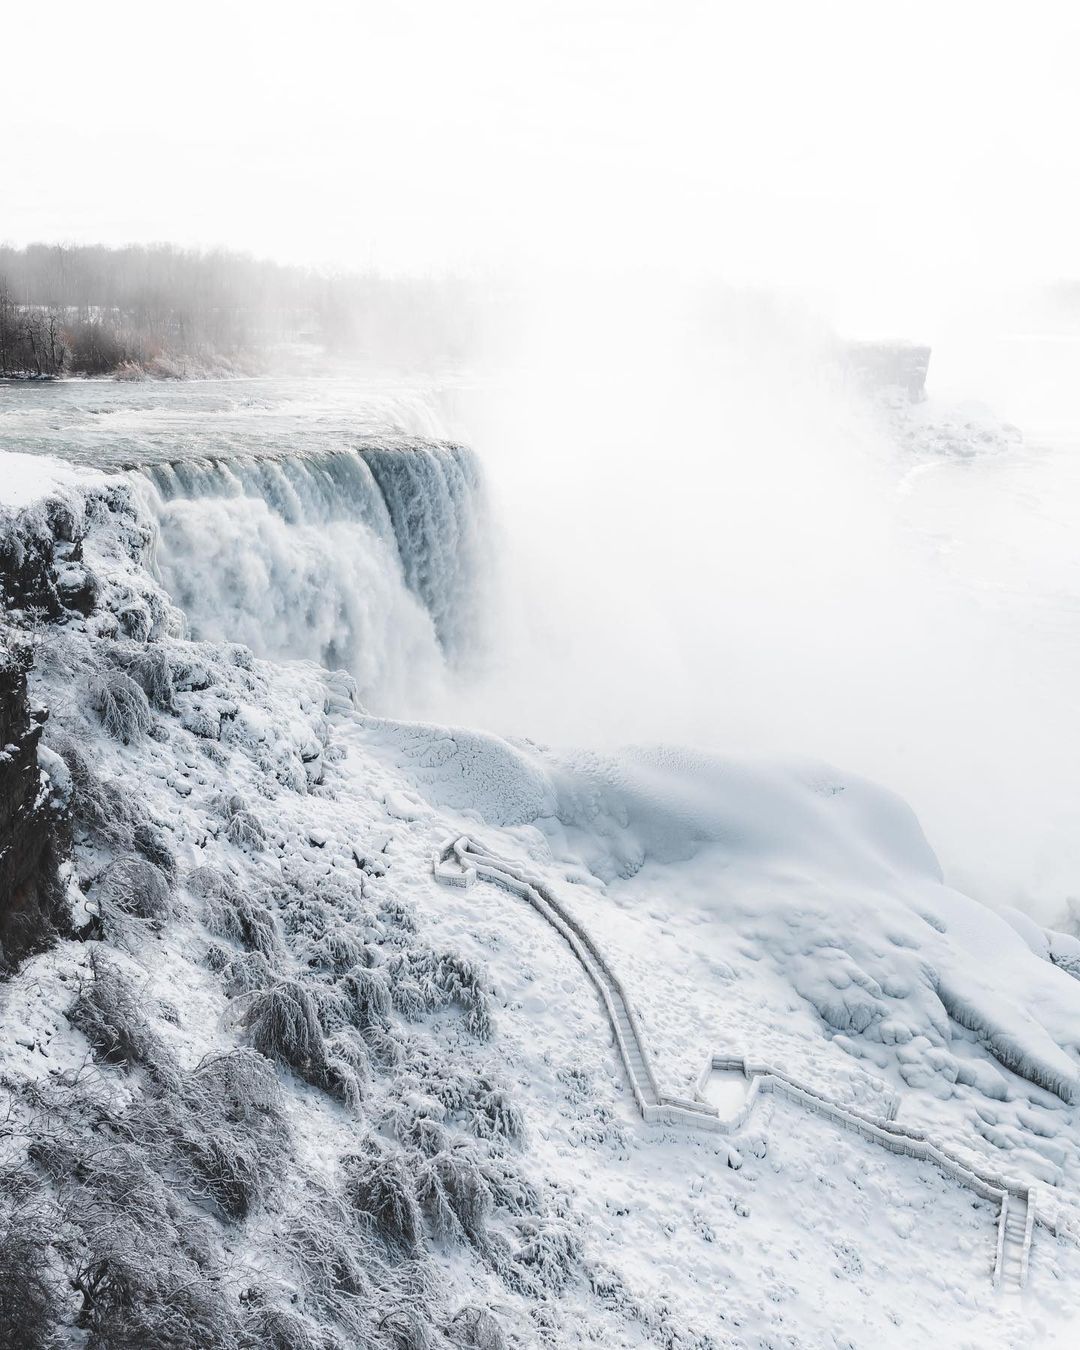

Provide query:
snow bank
left=0, top=448, right=102, bottom=509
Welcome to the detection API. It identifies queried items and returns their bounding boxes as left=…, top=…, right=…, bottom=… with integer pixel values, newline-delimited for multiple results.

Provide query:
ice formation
left=137, top=439, right=488, bottom=713
left=3, top=441, right=1080, bottom=1347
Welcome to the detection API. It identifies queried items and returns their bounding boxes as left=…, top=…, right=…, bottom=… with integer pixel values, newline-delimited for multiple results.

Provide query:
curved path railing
left=434, top=834, right=1072, bottom=1291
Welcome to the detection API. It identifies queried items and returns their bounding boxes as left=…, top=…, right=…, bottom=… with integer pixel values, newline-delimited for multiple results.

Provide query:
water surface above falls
left=0, top=372, right=458, bottom=467
left=0, top=375, right=491, bottom=716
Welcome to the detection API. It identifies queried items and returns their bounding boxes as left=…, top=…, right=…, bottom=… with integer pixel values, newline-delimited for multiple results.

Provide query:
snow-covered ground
left=3, top=439, right=1080, bottom=1347
left=0, top=447, right=102, bottom=507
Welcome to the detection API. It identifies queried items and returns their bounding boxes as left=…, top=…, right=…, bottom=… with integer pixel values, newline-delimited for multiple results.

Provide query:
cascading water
left=360, top=443, right=485, bottom=659
left=134, top=439, right=488, bottom=715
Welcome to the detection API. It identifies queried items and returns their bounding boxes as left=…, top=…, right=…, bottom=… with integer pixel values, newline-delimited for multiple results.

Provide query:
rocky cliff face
left=0, top=634, right=68, bottom=970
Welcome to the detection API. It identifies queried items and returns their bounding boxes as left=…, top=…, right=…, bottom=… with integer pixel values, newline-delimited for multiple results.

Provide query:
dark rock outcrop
left=0, top=635, right=69, bottom=970
left=0, top=498, right=82, bottom=618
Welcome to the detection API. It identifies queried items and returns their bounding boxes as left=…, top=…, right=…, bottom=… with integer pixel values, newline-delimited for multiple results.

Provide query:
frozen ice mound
left=381, top=724, right=1080, bottom=1104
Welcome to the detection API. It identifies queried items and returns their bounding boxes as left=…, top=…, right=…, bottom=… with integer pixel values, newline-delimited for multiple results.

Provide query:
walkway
left=434, top=834, right=1077, bottom=1291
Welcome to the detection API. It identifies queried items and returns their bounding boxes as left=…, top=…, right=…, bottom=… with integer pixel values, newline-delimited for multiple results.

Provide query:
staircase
left=995, top=1191, right=1034, bottom=1292
left=434, top=833, right=1057, bottom=1289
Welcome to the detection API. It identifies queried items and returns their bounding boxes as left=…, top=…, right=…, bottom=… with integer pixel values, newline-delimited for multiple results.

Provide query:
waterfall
left=134, top=439, right=488, bottom=714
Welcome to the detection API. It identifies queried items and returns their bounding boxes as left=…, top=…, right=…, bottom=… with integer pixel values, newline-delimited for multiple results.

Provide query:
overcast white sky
left=4, top=0, right=1079, bottom=328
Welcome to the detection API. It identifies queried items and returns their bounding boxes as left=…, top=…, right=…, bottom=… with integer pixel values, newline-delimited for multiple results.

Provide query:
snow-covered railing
left=1020, top=1186, right=1037, bottom=1287
left=432, top=834, right=1069, bottom=1289
left=993, top=1192, right=1010, bottom=1289
left=448, top=839, right=666, bottom=1117
left=433, top=836, right=717, bottom=1127
left=700, top=1052, right=901, bottom=1122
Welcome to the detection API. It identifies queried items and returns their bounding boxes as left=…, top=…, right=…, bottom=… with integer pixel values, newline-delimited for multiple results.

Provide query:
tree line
left=0, top=243, right=482, bottom=377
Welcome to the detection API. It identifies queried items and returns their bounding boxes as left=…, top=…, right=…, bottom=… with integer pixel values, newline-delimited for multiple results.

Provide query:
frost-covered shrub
left=200, top=739, right=231, bottom=768
left=289, top=1198, right=373, bottom=1303
left=181, top=703, right=222, bottom=739
left=382, top=954, right=434, bottom=1014
left=389, top=976, right=431, bottom=1021
left=132, top=821, right=178, bottom=878
left=448, top=1307, right=508, bottom=1350
left=0, top=1171, right=62, bottom=1350
left=158, top=1111, right=267, bottom=1221
left=187, top=864, right=229, bottom=898
left=362, top=1024, right=409, bottom=1069
left=415, top=1150, right=491, bottom=1248
left=416, top=1064, right=477, bottom=1114
left=277, top=874, right=368, bottom=937
left=393, top=1106, right=450, bottom=1158
left=377, top=897, right=418, bottom=936
left=316, top=872, right=368, bottom=906
left=45, top=730, right=136, bottom=852
left=388, top=949, right=493, bottom=1039
left=0, top=505, right=64, bottom=615
left=171, top=654, right=213, bottom=692
left=342, top=1145, right=423, bottom=1256
left=507, top=1218, right=581, bottom=1295
left=322, top=1059, right=364, bottom=1111
left=218, top=949, right=276, bottom=997
left=470, top=1088, right=525, bottom=1145
left=286, top=1191, right=430, bottom=1341
left=306, top=927, right=372, bottom=976
left=32, top=1135, right=245, bottom=1350
left=116, top=601, right=153, bottom=642
left=69, top=952, right=179, bottom=1087
left=238, top=981, right=328, bottom=1083
left=89, top=669, right=153, bottom=743
left=145, top=1050, right=288, bottom=1222
left=326, top=1027, right=373, bottom=1084
left=321, top=1026, right=372, bottom=1101
left=435, top=954, right=493, bottom=1039
left=74, top=1245, right=243, bottom=1350
left=309, top=1006, right=372, bottom=1106
left=279, top=896, right=338, bottom=942
left=112, top=644, right=176, bottom=711
left=225, top=808, right=267, bottom=852
left=245, top=1304, right=331, bottom=1350
left=196, top=1046, right=282, bottom=1118
left=276, top=866, right=371, bottom=940
left=380, top=1309, right=432, bottom=1350
left=200, top=876, right=283, bottom=961
left=96, top=855, right=173, bottom=925
left=339, top=966, right=393, bottom=1032
left=0, top=1229, right=61, bottom=1350
left=475, top=1152, right=540, bottom=1219
left=411, top=1064, right=518, bottom=1140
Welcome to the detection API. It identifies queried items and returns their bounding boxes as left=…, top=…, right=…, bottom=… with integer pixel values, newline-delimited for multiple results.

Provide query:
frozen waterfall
left=134, top=440, right=488, bottom=714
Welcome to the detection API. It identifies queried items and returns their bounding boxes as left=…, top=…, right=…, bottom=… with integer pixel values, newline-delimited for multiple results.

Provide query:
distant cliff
left=844, top=339, right=931, bottom=401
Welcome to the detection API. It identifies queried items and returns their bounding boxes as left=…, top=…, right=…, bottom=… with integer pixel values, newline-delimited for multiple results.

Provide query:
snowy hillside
left=2, top=442, right=1080, bottom=1350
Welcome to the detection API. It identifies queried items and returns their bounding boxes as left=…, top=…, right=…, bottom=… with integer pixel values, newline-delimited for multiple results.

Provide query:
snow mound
left=0, top=448, right=102, bottom=508
left=380, top=725, right=1080, bottom=1105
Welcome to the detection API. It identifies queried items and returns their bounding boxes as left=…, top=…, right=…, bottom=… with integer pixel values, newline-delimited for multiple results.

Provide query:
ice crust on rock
left=0, top=475, right=571, bottom=1348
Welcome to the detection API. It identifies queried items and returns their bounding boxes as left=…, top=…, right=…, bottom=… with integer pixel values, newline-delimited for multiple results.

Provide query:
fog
left=8, top=1, right=1080, bottom=294
left=7, top=2, right=1080, bottom=921
left=434, top=278, right=1080, bottom=928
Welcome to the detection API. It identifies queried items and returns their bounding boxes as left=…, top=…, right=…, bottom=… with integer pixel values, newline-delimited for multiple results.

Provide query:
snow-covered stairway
left=995, top=1191, right=1034, bottom=1292
left=433, top=836, right=719, bottom=1129
left=433, top=834, right=1069, bottom=1289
